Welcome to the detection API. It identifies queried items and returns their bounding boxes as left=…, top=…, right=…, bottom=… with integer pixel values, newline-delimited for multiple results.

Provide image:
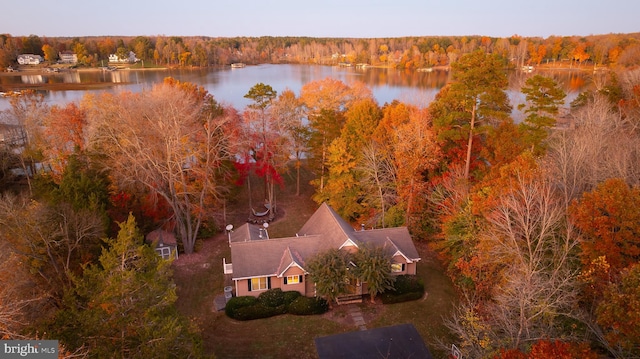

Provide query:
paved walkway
left=348, top=305, right=367, bottom=331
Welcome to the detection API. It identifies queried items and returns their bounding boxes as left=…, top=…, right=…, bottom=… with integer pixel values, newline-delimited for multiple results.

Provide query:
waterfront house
left=17, top=54, right=44, bottom=65
left=224, top=203, right=420, bottom=301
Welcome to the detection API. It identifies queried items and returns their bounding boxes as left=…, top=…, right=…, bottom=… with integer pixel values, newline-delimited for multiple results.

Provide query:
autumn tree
left=86, top=80, right=239, bottom=254
left=42, top=43, right=57, bottom=62
left=0, top=239, right=51, bottom=339
left=42, top=102, right=88, bottom=178
left=393, top=106, right=440, bottom=229
left=270, top=89, right=308, bottom=196
left=0, top=192, right=105, bottom=303
left=596, top=264, right=640, bottom=358
left=357, top=141, right=397, bottom=227
left=546, top=93, right=640, bottom=210
left=494, top=340, right=597, bottom=359
left=481, top=164, right=581, bottom=350
left=300, top=78, right=372, bottom=190
left=52, top=214, right=202, bottom=358
left=3, top=91, right=49, bottom=194
left=317, top=98, right=381, bottom=220
left=569, top=178, right=640, bottom=281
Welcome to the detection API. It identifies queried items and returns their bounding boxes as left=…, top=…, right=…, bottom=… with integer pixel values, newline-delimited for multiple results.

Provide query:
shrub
left=258, top=288, right=285, bottom=307
left=379, top=275, right=424, bottom=304
left=288, top=296, right=329, bottom=315
left=283, top=290, right=302, bottom=306
left=391, top=275, right=424, bottom=294
left=380, top=291, right=424, bottom=304
left=225, top=296, right=257, bottom=318
left=233, top=303, right=285, bottom=321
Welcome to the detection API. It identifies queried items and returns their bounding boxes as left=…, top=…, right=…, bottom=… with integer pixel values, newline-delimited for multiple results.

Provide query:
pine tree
left=52, top=214, right=202, bottom=358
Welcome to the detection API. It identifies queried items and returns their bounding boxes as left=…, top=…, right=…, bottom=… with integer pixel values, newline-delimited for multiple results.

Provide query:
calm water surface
left=0, top=64, right=598, bottom=117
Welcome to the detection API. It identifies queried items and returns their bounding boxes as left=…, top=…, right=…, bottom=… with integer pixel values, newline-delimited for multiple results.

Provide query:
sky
left=5, top=0, right=639, bottom=39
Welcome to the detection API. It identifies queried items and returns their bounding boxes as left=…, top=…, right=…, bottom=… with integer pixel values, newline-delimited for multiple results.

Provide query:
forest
left=2, top=32, right=640, bottom=70
left=1, top=37, right=640, bottom=358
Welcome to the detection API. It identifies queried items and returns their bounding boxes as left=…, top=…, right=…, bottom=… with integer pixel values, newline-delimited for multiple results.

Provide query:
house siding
left=236, top=267, right=308, bottom=298
left=236, top=276, right=273, bottom=297
left=281, top=267, right=306, bottom=295
left=305, top=275, right=316, bottom=297
left=391, top=254, right=417, bottom=275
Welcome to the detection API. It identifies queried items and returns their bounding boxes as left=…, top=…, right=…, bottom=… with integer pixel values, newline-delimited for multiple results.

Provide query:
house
left=58, top=51, right=77, bottom=64
left=146, top=229, right=179, bottom=260
left=314, top=323, right=433, bottom=359
left=108, top=51, right=138, bottom=64
left=225, top=203, right=421, bottom=300
left=17, top=54, right=44, bottom=65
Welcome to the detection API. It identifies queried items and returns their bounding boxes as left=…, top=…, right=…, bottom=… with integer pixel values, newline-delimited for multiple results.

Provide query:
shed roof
left=145, top=229, right=177, bottom=247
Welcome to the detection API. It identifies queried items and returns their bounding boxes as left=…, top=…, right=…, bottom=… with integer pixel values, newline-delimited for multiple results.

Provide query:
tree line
left=1, top=49, right=640, bottom=357
left=2, top=32, right=640, bottom=69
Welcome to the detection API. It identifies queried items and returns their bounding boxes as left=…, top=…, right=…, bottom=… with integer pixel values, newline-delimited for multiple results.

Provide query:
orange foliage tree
left=494, top=340, right=597, bottom=359
left=43, top=102, right=88, bottom=180
left=570, top=178, right=640, bottom=280
left=596, top=264, right=640, bottom=356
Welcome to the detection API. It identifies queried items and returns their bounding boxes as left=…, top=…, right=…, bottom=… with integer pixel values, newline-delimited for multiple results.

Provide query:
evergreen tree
left=52, top=214, right=202, bottom=358
left=518, top=75, right=566, bottom=154
left=353, top=246, right=395, bottom=303
left=430, top=50, right=511, bottom=180
left=307, top=249, right=352, bottom=305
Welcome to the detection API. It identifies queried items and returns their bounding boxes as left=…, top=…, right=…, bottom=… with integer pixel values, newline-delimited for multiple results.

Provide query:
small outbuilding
left=314, top=323, right=433, bottom=359
left=146, top=229, right=179, bottom=260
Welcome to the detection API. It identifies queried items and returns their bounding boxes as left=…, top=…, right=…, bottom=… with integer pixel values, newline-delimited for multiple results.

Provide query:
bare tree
left=87, top=83, right=239, bottom=254
left=545, top=93, right=640, bottom=210
left=357, top=141, right=397, bottom=227
left=1, top=91, right=49, bottom=194
left=270, top=89, right=308, bottom=196
left=482, top=170, right=581, bottom=350
left=0, top=240, right=49, bottom=339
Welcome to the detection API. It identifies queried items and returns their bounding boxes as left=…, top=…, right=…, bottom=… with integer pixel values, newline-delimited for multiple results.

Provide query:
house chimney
left=361, top=224, right=365, bottom=231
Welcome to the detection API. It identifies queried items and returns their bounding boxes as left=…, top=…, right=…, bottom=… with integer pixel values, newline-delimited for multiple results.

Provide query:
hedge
left=287, top=296, right=329, bottom=315
left=226, top=289, right=328, bottom=320
left=380, top=275, right=425, bottom=304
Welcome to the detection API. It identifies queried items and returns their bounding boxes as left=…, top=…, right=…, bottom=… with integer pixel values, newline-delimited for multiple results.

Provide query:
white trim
left=223, top=258, right=233, bottom=274
left=392, top=249, right=413, bottom=263
left=277, top=261, right=307, bottom=277
left=233, top=274, right=275, bottom=281
left=338, top=238, right=358, bottom=250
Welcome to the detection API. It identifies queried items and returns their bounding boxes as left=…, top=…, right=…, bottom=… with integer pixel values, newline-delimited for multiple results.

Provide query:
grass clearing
left=173, top=163, right=458, bottom=358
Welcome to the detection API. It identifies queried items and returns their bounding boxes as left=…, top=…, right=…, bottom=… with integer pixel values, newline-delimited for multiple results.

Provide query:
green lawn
left=173, top=164, right=458, bottom=358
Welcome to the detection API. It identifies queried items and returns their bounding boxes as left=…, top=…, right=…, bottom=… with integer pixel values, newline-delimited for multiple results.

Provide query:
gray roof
left=230, top=203, right=420, bottom=280
left=315, top=323, right=433, bottom=359
left=146, top=229, right=177, bottom=247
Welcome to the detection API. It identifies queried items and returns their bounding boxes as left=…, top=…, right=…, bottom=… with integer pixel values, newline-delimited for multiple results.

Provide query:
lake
left=0, top=64, right=599, bottom=118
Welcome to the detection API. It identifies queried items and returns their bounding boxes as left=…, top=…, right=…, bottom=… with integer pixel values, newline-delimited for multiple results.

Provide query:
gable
left=230, top=203, right=421, bottom=280
left=298, top=203, right=355, bottom=247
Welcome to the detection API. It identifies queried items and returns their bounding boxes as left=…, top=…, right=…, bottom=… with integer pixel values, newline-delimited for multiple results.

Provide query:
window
left=249, top=277, right=270, bottom=291
left=156, top=247, right=172, bottom=260
left=284, top=275, right=301, bottom=284
left=391, top=263, right=406, bottom=273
